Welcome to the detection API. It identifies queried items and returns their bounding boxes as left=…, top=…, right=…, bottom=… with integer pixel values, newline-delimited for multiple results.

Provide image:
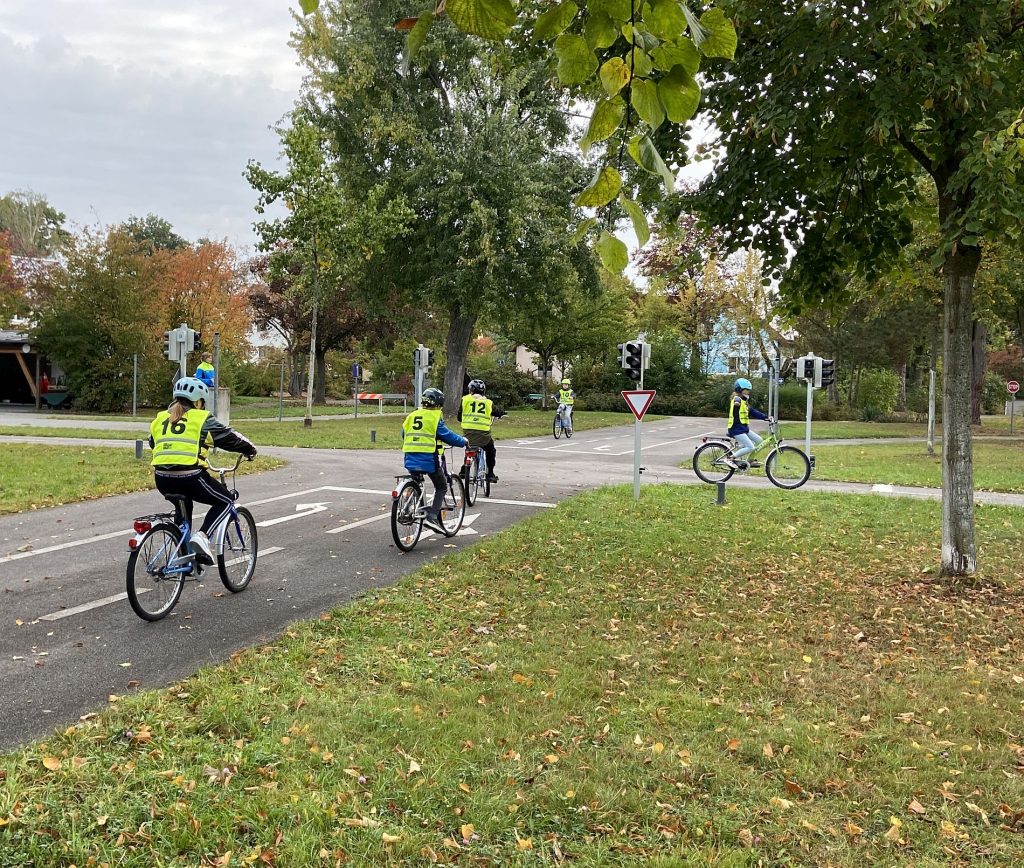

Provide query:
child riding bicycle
left=149, top=377, right=258, bottom=563
left=727, top=377, right=773, bottom=469
left=401, top=388, right=467, bottom=532
left=458, top=378, right=505, bottom=482
left=556, top=378, right=575, bottom=429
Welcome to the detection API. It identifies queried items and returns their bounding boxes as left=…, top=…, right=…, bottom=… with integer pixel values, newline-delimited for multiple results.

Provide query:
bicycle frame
left=703, top=419, right=784, bottom=459
left=463, top=446, right=487, bottom=481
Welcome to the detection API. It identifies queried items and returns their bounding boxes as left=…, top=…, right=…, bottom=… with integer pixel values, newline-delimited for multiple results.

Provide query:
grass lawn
left=234, top=410, right=654, bottom=449
left=0, top=426, right=141, bottom=440
left=0, top=444, right=283, bottom=515
left=811, top=441, right=1024, bottom=493
left=3, top=486, right=1024, bottom=865
left=780, top=416, right=1020, bottom=441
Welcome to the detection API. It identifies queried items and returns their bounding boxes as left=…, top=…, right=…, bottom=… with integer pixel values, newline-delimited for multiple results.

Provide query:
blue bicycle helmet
left=734, top=377, right=753, bottom=391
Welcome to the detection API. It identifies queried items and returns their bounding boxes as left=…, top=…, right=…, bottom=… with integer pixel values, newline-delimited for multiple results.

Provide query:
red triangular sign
left=621, top=389, right=656, bottom=420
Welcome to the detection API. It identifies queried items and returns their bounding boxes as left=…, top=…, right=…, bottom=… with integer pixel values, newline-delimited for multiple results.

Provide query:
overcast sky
left=0, top=1, right=303, bottom=251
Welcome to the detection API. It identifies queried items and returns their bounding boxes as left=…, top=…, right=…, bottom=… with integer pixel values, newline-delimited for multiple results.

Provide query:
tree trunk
left=314, top=348, right=327, bottom=404
left=895, top=361, right=908, bottom=412
left=288, top=350, right=303, bottom=396
left=539, top=350, right=552, bottom=410
left=970, top=319, right=987, bottom=426
left=442, top=304, right=478, bottom=419
left=927, top=321, right=938, bottom=455
left=941, top=243, right=980, bottom=578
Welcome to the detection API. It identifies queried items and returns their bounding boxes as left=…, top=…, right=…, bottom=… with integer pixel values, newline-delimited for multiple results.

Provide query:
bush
left=465, top=358, right=540, bottom=409
left=855, top=368, right=900, bottom=415
left=983, top=370, right=1008, bottom=414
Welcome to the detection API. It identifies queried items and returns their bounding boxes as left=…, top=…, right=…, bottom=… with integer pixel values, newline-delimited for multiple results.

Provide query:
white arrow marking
left=295, top=501, right=331, bottom=511
left=256, top=504, right=329, bottom=527
left=326, top=512, right=391, bottom=535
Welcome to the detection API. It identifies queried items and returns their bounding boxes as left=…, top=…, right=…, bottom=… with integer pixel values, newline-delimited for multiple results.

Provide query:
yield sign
left=621, top=389, right=656, bottom=420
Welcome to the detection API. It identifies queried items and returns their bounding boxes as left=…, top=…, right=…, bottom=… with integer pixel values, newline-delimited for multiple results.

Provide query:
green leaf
left=631, top=79, right=664, bottom=130
left=584, top=12, right=619, bottom=49
left=533, top=1, right=579, bottom=41
left=619, top=193, right=650, bottom=246
left=446, top=0, right=517, bottom=41
left=589, top=0, right=631, bottom=23
left=581, top=96, right=626, bottom=154
left=555, top=34, right=598, bottom=84
left=657, top=64, right=700, bottom=123
left=633, top=26, right=661, bottom=52
left=647, top=0, right=687, bottom=41
left=599, top=57, right=631, bottom=96
left=627, top=45, right=654, bottom=77
left=698, top=8, right=737, bottom=59
left=595, top=230, right=629, bottom=272
left=680, top=3, right=709, bottom=46
left=571, top=217, right=598, bottom=244
left=402, top=12, right=435, bottom=75
left=575, top=165, right=623, bottom=208
left=651, top=38, right=700, bottom=75
left=627, top=134, right=675, bottom=191
left=299, top=0, right=319, bottom=14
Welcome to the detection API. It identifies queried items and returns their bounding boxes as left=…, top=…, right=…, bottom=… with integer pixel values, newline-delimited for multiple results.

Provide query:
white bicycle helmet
left=173, top=376, right=210, bottom=404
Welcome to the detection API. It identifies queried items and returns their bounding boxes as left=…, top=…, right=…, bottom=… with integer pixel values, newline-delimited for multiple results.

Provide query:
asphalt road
left=0, top=416, right=722, bottom=750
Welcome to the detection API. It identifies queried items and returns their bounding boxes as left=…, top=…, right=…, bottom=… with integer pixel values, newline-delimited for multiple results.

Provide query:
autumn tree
left=696, top=0, right=1024, bottom=577
left=0, top=231, right=27, bottom=327
left=0, top=190, right=71, bottom=257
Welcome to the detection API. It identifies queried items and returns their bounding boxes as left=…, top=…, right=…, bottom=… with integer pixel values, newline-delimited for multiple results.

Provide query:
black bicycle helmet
left=421, top=387, right=444, bottom=407
left=468, top=378, right=485, bottom=395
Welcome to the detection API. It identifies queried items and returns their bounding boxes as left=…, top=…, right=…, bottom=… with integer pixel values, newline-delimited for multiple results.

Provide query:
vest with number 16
left=150, top=409, right=211, bottom=467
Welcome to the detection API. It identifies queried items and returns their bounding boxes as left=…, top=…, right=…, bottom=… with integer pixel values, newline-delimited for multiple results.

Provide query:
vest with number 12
left=461, top=394, right=493, bottom=432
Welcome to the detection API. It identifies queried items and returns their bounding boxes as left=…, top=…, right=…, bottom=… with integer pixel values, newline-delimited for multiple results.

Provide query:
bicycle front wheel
left=218, top=506, right=258, bottom=592
left=692, top=442, right=735, bottom=484
left=440, top=475, right=466, bottom=537
left=464, top=455, right=480, bottom=507
left=391, top=482, right=423, bottom=552
left=126, top=523, right=185, bottom=621
left=552, top=414, right=562, bottom=439
left=565, top=418, right=573, bottom=438
left=765, top=446, right=811, bottom=490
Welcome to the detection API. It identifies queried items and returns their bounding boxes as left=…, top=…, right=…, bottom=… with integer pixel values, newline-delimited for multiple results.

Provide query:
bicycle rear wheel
left=692, top=442, right=735, bottom=484
left=126, top=523, right=185, bottom=621
left=552, top=414, right=562, bottom=439
left=440, top=475, right=466, bottom=536
left=391, top=482, right=423, bottom=552
left=464, top=454, right=480, bottom=506
left=218, top=506, right=258, bottom=592
left=765, top=446, right=811, bottom=490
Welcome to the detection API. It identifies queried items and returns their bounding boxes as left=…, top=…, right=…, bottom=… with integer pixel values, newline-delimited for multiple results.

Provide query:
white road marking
left=1, top=530, right=126, bottom=564
left=326, top=513, right=391, bottom=534
left=256, top=505, right=329, bottom=527
left=38, top=546, right=285, bottom=621
left=476, top=497, right=556, bottom=508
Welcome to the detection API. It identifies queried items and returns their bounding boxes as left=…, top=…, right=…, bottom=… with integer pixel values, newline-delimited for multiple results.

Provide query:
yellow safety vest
left=403, top=408, right=442, bottom=453
left=461, top=394, right=493, bottom=432
left=150, top=408, right=211, bottom=467
left=728, top=395, right=750, bottom=426
left=558, top=389, right=574, bottom=406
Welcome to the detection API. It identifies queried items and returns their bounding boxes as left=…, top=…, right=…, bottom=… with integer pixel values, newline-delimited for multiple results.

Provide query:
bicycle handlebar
left=206, top=453, right=246, bottom=475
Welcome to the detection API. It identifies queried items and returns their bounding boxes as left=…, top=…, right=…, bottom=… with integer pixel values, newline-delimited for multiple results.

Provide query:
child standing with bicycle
left=149, top=377, right=257, bottom=563
left=402, top=388, right=467, bottom=532
left=727, top=377, right=772, bottom=469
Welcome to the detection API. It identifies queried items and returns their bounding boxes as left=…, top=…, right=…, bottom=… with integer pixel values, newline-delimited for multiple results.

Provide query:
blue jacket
left=403, top=417, right=467, bottom=472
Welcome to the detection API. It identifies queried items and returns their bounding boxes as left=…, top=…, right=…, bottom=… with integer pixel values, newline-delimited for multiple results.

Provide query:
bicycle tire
left=464, top=454, right=480, bottom=507
left=218, top=506, right=258, bottom=593
left=765, top=445, right=811, bottom=490
left=692, top=442, right=736, bottom=484
left=391, top=481, right=423, bottom=551
left=126, top=523, right=186, bottom=621
left=440, top=474, right=466, bottom=536
left=552, top=414, right=562, bottom=439
left=480, top=450, right=491, bottom=497
left=565, top=422, right=573, bottom=439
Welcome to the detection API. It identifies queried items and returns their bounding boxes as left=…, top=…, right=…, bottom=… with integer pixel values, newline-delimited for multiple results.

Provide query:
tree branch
left=895, top=131, right=936, bottom=177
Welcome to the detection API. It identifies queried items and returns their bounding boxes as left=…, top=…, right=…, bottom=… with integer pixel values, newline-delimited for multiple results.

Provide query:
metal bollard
left=716, top=481, right=727, bottom=505
left=135, top=439, right=144, bottom=460
left=370, top=429, right=376, bottom=443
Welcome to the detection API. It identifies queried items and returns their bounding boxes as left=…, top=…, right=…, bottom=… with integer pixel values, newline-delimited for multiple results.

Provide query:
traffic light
left=814, top=357, right=835, bottom=389
left=794, top=355, right=813, bottom=381
left=192, top=331, right=202, bottom=353
left=414, top=346, right=434, bottom=370
left=164, top=329, right=178, bottom=362
left=624, top=341, right=643, bottom=381
left=426, top=349, right=434, bottom=368
left=616, top=342, right=627, bottom=368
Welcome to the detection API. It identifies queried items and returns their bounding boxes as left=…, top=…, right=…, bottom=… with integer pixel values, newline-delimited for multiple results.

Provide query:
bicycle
left=391, top=449, right=466, bottom=552
left=462, top=445, right=491, bottom=506
left=552, top=402, right=573, bottom=439
left=126, top=455, right=258, bottom=621
left=692, top=419, right=811, bottom=490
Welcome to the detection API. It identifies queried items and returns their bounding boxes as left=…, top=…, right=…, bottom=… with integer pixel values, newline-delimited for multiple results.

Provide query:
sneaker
left=190, top=530, right=214, bottom=565
left=747, top=459, right=761, bottom=468
left=485, top=473, right=498, bottom=483
left=723, top=457, right=739, bottom=470
left=736, top=459, right=750, bottom=470
left=423, top=512, right=445, bottom=533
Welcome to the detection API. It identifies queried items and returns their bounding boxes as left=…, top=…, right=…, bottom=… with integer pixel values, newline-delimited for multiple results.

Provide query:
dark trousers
left=465, top=431, right=496, bottom=473
left=155, top=469, right=234, bottom=535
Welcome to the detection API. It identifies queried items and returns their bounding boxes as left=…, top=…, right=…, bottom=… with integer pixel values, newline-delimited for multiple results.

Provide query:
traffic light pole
left=805, top=378, right=813, bottom=460
left=634, top=365, right=644, bottom=500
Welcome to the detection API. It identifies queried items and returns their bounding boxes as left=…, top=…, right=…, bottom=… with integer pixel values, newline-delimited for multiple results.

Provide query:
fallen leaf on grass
left=762, top=743, right=774, bottom=758
left=737, top=828, right=754, bottom=848
left=461, top=823, right=475, bottom=842
left=844, top=821, right=864, bottom=839
left=382, top=833, right=401, bottom=844
left=908, top=798, right=927, bottom=815
left=342, top=816, right=381, bottom=828
left=726, top=738, right=741, bottom=752
left=42, top=756, right=61, bottom=771
left=884, top=816, right=904, bottom=843
left=516, top=837, right=533, bottom=851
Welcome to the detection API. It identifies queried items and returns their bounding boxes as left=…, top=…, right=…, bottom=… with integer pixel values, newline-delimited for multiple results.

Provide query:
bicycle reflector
left=391, top=489, right=398, bottom=498
left=133, top=520, right=152, bottom=534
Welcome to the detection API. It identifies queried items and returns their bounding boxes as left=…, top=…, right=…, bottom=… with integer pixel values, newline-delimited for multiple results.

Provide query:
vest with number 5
left=403, top=408, right=442, bottom=453
left=150, top=409, right=211, bottom=467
